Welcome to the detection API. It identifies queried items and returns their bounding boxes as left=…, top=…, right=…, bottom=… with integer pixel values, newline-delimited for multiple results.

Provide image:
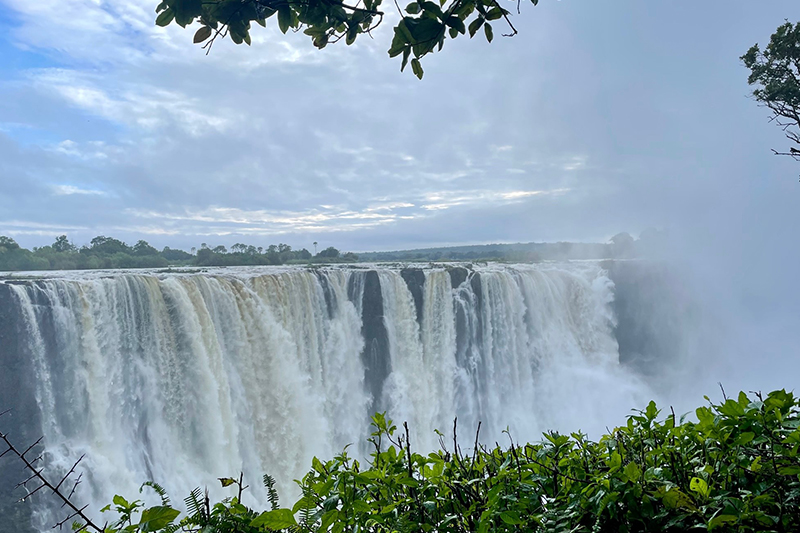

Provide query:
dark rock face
left=604, top=260, right=694, bottom=379
left=448, top=267, right=469, bottom=289
left=0, top=283, right=39, bottom=533
left=400, top=269, right=425, bottom=324
left=357, top=271, right=391, bottom=413
left=314, top=270, right=338, bottom=319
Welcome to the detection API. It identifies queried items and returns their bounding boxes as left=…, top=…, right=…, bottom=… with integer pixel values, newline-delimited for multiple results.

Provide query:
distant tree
left=51, top=235, right=76, bottom=253
left=313, top=241, right=318, bottom=255
left=88, top=236, right=130, bottom=255
left=742, top=21, right=800, bottom=161
left=195, top=248, right=214, bottom=265
left=212, top=245, right=228, bottom=254
left=0, top=236, right=20, bottom=252
left=297, top=248, right=312, bottom=260
left=161, top=246, right=194, bottom=261
left=610, top=232, right=635, bottom=258
left=133, top=240, right=159, bottom=256
left=318, top=246, right=340, bottom=258
left=342, top=251, right=359, bottom=261
left=154, top=0, right=538, bottom=80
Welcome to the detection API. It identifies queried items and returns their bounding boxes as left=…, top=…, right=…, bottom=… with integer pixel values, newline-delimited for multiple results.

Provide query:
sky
left=0, top=0, right=797, bottom=256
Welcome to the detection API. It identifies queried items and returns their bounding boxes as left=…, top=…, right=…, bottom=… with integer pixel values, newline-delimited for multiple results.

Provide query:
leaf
left=155, top=8, right=175, bottom=27
left=113, top=495, right=130, bottom=509
left=320, top=509, right=339, bottom=530
left=485, top=7, right=503, bottom=21
left=607, top=451, right=622, bottom=472
left=623, top=462, right=641, bottom=483
left=708, top=514, right=738, bottom=530
left=645, top=400, right=659, bottom=420
left=411, top=58, right=424, bottom=79
left=292, top=496, right=317, bottom=513
left=219, top=477, right=237, bottom=488
left=401, top=47, right=411, bottom=71
left=405, top=2, right=421, bottom=14
left=468, top=17, right=484, bottom=37
left=690, top=477, right=710, bottom=499
left=346, top=23, right=358, bottom=45
left=660, top=488, right=697, bottom=511
left=484, top=22, right=493, bottom=43
left=405, top=17, right=443, bottom=43
left=278, top=6, right=292, bottom=34
left=445, top=16, right=465, bottom=34
left=138, top=506, right=180, bottom=532
left=500, top=512, right=522, bottom=525
left=389, top=28, right=408, bottom=57
left=251, top=509, right=298, bottom=530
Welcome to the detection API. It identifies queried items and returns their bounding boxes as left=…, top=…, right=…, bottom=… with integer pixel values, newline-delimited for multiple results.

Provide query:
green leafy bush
left=97, top=390, right=800, bottom=532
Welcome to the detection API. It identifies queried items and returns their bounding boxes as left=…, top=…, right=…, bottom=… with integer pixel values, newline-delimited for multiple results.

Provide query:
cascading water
left=0, top=263, right=652, bottom=530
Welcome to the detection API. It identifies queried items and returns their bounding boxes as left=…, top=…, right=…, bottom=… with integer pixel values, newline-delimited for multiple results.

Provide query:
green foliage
left=0, top=235, right=355, bottom=272
left=316, top=246, right=340, bottom=259
left=154, top=0, right=540, bottom=77
left=93, top=390, right=800, bottom=533
left=742, top=21, right=800, bottom=159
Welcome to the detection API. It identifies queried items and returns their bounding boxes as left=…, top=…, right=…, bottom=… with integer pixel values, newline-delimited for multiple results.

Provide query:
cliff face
left=603, top=260, right=696, bottom=382
left=0, top=283, right=38, bottom=533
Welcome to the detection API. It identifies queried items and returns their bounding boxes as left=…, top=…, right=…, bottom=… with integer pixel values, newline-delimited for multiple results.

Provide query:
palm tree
left=313, top=241, right=318, bottom=255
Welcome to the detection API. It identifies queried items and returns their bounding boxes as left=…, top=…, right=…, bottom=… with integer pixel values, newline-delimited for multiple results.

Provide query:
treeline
left=357, top=229, right=667, bottom=263
left=0, top=235, right=358, bottom=272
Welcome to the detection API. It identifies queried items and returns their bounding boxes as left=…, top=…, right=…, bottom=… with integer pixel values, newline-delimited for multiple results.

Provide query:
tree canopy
left=0, top=235, right=357, bottom=272
left=742, top=21, right=800, bottom=161
left=154, top=0, right=538, bottom=79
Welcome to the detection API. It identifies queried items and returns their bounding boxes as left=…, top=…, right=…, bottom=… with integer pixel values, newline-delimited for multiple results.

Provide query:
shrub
left=18, top=390, right=800, bottom=532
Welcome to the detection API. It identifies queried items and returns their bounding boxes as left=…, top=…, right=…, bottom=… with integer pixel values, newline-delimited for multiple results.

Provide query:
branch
left=490, top=0, right=517, bottom=37
left=0, top=414, right=104, bottom=533
left=771, top=148, right=800, bottom=160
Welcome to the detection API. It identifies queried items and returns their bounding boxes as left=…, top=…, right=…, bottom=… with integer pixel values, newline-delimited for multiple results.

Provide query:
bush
left=25, top=390, right=800, bottom=532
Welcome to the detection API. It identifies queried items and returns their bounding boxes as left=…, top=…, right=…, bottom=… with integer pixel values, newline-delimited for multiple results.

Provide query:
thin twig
left=0, top=431, right=104, bottom=533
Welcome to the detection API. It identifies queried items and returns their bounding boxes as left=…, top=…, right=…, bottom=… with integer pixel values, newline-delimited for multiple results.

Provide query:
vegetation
left=358, top=230, right=666, bottom=262
left=0, top=235, right=358, bottom=272
left=0, top=230, right=667, bottom=272
left=742, top=21, right=800, bottom=162
left=154, top=0, right=538, bottom=79
left=6, top=389, right=799, bottom=532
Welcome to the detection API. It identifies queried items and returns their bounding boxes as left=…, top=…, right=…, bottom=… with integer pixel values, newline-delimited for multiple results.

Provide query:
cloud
left=31, top=69, right=234, bottom=136
left=51, top=184, right=108, bottom=196
left=121, top=187, right=564, bottom=236
left=420, top=188, right=570, bottom=210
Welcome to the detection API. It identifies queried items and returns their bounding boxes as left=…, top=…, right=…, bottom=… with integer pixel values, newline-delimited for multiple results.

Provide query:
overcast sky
left=0, top=0, right=797, bottom=254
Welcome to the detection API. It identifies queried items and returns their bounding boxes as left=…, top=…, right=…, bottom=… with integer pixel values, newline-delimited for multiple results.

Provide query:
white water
left=4, top=263, right=650, bottom=527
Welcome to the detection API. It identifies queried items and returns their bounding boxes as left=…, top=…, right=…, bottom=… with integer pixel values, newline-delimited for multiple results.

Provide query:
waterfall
left=0, top=263, right=650, bottom=529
